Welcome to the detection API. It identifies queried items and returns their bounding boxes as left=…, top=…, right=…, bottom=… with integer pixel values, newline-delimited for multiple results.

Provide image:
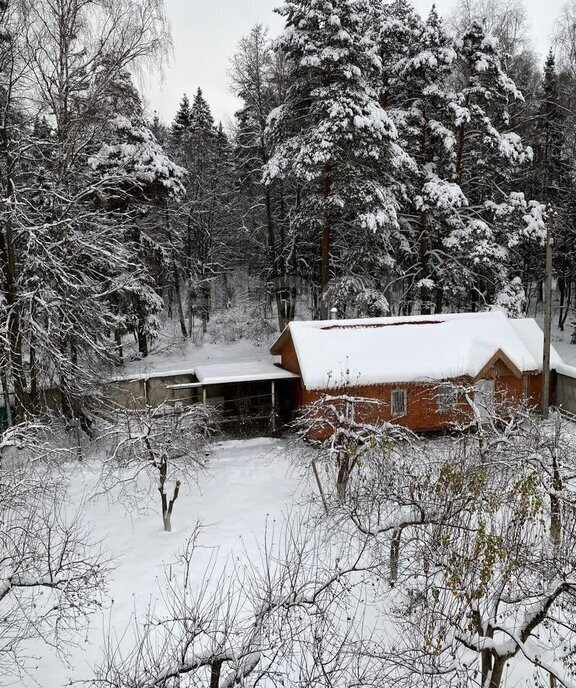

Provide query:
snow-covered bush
left=491, top=276, right=527, bottom=317
left=208, top=306, right=277, bottom=345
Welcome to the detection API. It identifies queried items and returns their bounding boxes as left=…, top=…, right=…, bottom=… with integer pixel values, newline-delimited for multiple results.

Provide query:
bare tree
left=0, top=0, right=172, bottom=422
left=91, top=510, right=374, bottom=688
left=449, top=0, right=533, bottom=60
left=230, top=24, right=298, bottom=331
left=293, top=393, right=415, bottom=503
left=101, top=403, right=215, bottom=531
left=0, top=422, right=108, bottom=680
left=336, top=405, right=576, bottom=688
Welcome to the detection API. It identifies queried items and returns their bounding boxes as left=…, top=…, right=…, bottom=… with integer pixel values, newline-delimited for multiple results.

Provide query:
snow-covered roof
left=271, top=311, right=563, bottom=390
left=194, top=361, right=299, bottom=385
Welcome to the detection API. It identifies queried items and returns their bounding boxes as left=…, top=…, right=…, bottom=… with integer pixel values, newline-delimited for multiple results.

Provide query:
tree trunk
left=435, top=287, right=444, bottom=314
left=29, top=332, right=38, bottom=412
left=136, top=312, right=149, bottom=358
left=558, top=277, right=565, bottom=330
left=0, top=89, right=26, bottom=419
left=419, top=210, right=430, bottom=314
left=560, top=279, right=571, bottom=331
left=336, top=451, right=349, bottom=502
left=210, top=660, right=223, bottom=688
left=173, top=271, right=188, bottom=338
left=389, top=527, right=402, bottom=586
left=455, top=97, right=468, bottom=185
left=165, top=202, right=188, bottom=338
left=158, top=457, right=181, bottom=533
left=320, top=162, right=333, bottom=319
left=486, top=656, right=507, bottom=688
left=481, top=649, right=493, bottom=688
left=0, top=366, right=13, bottom=427
left=419, top=113, right=431, bottom=315
left=0, top=240, right=26, bottom=418
left=114, top=327, right=123, bottom=366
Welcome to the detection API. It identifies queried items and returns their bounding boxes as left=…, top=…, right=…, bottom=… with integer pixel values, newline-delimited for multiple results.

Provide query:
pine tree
left=373, top=3, right=458, bottom=313
left=168, top=88, right=240, bottom=334
left=190, top=87, right=215, bottom=135
left=533, top=51, right=565, bottom=203
left=89, top=66, right=186, bottom=359
left=267, top=0, right=409, bottom=317
left=529, top=51, right=575, bottom=332
left=436, top=21, right=540, bottom=312
left=171, top=93, right=192, bottom=142
left=150, top=111, right=167, bottom=146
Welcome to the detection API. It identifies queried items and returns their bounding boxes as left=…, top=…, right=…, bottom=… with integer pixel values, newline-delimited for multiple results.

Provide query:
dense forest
left=1, top=0, right=575, bottom=421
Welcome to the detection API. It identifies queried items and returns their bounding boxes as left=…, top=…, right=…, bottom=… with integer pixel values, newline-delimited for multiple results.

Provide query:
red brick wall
left=278, top=336, right=544, bottom=432
left=300, top=382, right=472, bottom=432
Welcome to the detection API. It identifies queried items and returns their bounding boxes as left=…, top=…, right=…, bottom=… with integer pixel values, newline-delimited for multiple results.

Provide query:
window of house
left=437, top=385, right=458, bottom=414
left=391, top=389, right=407, bottom=417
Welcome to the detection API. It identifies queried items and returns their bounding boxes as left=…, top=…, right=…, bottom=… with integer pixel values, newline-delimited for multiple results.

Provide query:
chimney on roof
left=330, top=307, right=338, bottom=320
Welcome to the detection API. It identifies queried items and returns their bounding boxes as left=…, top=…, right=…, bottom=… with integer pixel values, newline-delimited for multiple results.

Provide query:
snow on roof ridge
left=288, top=310, right=506, bottom=330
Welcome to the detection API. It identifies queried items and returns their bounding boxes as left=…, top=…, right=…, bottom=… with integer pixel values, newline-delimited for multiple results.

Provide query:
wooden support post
left=542, top=211, right=554, bottom=418
left=271, top=379, right=276, bottom=433
left=202, top=386, right=207, bottom=405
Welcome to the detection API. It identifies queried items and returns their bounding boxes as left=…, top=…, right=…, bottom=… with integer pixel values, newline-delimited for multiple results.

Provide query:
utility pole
left=542, top=210, right=555, bottom=417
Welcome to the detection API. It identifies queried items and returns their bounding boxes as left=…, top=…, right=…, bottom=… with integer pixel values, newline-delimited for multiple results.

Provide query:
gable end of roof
left=473, top=348, right=523, bottom=381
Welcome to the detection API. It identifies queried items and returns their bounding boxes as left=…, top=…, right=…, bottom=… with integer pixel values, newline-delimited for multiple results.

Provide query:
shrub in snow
left=207, top=306, right=277, bottom=345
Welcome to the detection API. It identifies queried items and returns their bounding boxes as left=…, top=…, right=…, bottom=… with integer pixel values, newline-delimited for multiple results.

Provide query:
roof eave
left=270, top=324, right=291, bottom=355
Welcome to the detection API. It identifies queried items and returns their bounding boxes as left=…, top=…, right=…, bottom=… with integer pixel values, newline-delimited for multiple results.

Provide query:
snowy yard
left=22, top=438, right=304, bottom=688
left=4, top=392, right=576, bottom=688
left=16, top=417, right=576, bottom=688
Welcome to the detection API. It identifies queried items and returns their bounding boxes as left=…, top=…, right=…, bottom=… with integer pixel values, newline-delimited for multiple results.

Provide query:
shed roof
left=194, top=361, right=299, bottom=385
left=270, top=312, right=563, bottom=390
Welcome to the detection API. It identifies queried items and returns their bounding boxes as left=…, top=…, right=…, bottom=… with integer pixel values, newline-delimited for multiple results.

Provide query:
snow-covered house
left=270, top=311, right=562, bottom=431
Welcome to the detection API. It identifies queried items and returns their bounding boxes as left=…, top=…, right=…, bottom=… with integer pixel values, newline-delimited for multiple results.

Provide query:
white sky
left=144, top=0, right=567, bottom=126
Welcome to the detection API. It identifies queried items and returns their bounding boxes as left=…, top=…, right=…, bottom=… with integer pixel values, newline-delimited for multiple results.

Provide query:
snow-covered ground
left=550, top=326, right=576, bottom=366
left=18, top=426, right=568, bottom=688
left=23, top=437, right=304, bottom=688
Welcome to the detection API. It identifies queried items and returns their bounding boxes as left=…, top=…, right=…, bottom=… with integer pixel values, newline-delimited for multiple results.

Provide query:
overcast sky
left=144, top=0, right=567, bottom=126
